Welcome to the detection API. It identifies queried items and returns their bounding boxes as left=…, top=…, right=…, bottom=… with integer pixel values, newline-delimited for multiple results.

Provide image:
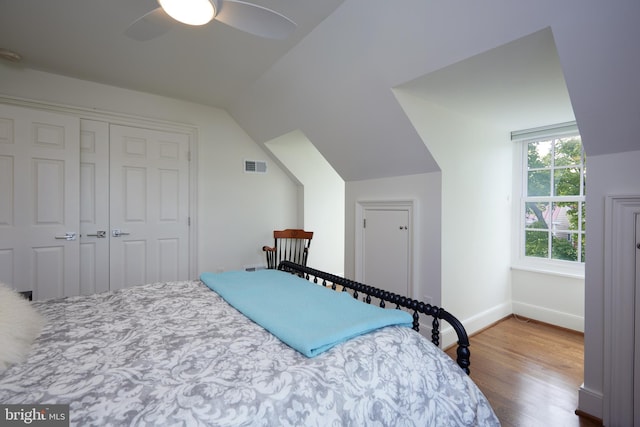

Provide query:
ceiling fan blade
left=125, top=7, right=175, bottom=41
left=215, top=0, right=297, bottom=39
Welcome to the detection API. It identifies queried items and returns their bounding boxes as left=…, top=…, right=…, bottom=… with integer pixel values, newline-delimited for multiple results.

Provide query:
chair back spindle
left=262, top=229, right=313, bottom=269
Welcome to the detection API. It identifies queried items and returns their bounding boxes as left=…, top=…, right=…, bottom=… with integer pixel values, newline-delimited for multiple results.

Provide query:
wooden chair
left=262, top=229, right=314, bottom=269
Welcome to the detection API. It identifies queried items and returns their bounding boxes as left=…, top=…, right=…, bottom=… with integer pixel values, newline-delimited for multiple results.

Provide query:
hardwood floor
left=445, top=316, right=602, bottom=427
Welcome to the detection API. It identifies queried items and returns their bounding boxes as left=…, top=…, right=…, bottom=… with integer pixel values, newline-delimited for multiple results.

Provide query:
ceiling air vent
left=244, top=159, right=267, bottom=174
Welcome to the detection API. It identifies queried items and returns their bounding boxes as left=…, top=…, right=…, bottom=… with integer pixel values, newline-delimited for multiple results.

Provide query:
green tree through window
left=523, top=135, right=585, bottom=262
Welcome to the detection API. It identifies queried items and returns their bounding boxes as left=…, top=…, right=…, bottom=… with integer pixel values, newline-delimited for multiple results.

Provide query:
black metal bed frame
left=278, top=260, right=471, bottom=374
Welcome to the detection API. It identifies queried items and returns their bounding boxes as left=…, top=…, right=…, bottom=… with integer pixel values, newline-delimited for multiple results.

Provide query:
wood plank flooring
left=445, top=316, right=602, bottom=427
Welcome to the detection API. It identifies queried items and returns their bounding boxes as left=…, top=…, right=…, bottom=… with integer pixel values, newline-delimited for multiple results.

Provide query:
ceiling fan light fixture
left=158, top=0, right=215, bottom=26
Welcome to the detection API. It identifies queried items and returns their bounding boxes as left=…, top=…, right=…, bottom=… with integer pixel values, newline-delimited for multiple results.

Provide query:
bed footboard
left=278, top=260, right=471, bottom=374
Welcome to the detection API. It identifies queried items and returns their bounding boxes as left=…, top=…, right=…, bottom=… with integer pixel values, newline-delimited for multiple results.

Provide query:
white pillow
left=0, top=283, right=44, bottom=371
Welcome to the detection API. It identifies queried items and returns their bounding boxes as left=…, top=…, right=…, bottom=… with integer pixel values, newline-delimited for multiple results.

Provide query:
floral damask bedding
left=0, top=280, right=500, bottom=426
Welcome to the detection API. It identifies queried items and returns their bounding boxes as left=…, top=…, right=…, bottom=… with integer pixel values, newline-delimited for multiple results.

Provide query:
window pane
left=525, top=202, right=550, bottom=229
left=525, top=230, right=549, bottom=258
left=553, top=202, right=579, bottom=233
left=554, top=167, right=581, bottom=196
left=528, top=140, right=552, bottom=168
left=554, top=137, right=582, bottom=166
left=528, top=170, right=550, bottom=196
left=552, top=234, right=578, bottom=261
left=519, top=128, right=585, bottom=265
left=581, top=233, right=586, bottom=263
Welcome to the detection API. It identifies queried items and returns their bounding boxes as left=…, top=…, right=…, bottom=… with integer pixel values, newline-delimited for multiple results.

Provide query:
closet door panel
left=109, top=124, right=189, bottom=290
left=79, top=120, right=110, bottom=295
left=0, top=104, right=80, bottom=299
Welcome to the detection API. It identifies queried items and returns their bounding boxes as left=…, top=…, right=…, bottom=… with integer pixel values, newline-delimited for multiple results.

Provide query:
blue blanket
left=200, top=269, right=413, bottom=357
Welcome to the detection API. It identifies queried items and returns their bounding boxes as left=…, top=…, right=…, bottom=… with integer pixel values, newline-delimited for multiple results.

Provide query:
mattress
left=0, top=279, right=499, bottom=426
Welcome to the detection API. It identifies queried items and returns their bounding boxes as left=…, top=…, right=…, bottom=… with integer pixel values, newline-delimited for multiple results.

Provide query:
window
left=512, top=122, right=586, bottom=273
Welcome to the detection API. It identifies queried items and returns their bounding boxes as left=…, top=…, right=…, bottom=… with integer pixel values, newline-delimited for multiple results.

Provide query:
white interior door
left=109, top=124, right=190, bottom=290
left=362, top=208, right=410, bottom=296
left=0, top=104, right=80, bottom=300
left=79, top=120, right=110, bottom=295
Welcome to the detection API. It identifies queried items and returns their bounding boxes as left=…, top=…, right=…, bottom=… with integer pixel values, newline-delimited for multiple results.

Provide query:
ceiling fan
left=125, top=0, right=297, bottom=41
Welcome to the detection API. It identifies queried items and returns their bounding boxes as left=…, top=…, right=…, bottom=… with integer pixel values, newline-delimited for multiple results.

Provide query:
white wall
left=394, top=91, right=512, bottom=340
left=345, top=172, right=442, bottom=309
left=395, top=84, right=588, bottom=333
left=0, top=65, right=299, bottom=275
left=511, top=270, right=584, bottom=331
left=265, top=130, right=345, bottom=275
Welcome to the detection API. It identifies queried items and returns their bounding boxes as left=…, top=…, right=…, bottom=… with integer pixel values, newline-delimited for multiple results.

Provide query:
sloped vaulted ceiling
left=228, top=0, right=640, bottom=182
left=398, top=28, right=575, bottom=133
left=0, top=0, right=345, bottom=108
left=1, top=0, right=638, bottom=181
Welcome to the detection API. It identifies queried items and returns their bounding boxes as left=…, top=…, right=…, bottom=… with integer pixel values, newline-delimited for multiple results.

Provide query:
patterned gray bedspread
left=0, top=281, right=500, bottom=426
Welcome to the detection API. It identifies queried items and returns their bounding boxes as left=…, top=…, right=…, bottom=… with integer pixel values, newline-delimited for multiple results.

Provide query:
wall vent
left=244, top=264, right=267, bottom=272
left=244, top=159, right=267, bottom=174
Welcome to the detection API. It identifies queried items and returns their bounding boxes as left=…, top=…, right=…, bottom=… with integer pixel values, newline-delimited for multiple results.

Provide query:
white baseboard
left=435, top=301, right=583, bottom=349
left=578, top=385, right=603, bottom=420
left=441, top=301, right=512, bottom=349
left=512, top=301, right=584, bottom=332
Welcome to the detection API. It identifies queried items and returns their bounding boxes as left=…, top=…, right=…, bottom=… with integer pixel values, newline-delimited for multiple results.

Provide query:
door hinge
left=187, top=151, right=191, bottom=162
left=363, top=218, right=366, bottom=228
left=188, top=217, right=191, bottom=226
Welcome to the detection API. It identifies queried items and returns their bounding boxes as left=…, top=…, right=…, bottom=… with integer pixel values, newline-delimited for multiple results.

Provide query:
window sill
left=511, top=261, right=585, bottom=280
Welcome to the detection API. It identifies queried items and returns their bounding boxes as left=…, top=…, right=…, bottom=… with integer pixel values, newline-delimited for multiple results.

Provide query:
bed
left=0, top=261, right=500, bottom=426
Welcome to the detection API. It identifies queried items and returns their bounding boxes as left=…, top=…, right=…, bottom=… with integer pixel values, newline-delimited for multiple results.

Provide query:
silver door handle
left=112, top=229, right=130, bottom=237
left=54, top=232, right=77, bottom=241
left=86, top=231, right=107, bottom=238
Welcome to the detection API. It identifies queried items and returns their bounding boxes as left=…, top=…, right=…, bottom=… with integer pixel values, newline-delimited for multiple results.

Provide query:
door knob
left=112, top=229, right=131, bottom=237
left=86, top=231, right=107, bottom=238
left=54, top=232, right=77, bottom=241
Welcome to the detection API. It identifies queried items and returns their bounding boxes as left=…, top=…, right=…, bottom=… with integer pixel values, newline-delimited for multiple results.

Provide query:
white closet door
left=109, top=124, right=190, bottom=289
left=79, top=120, right=110, bottom=295
left=0, top=104, right=80, bottom=300
left=362, top=208, right=410, bottom=296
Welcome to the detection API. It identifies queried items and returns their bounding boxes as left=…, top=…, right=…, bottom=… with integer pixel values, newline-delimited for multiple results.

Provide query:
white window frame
left=511, top=121, right=585, bottom=278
